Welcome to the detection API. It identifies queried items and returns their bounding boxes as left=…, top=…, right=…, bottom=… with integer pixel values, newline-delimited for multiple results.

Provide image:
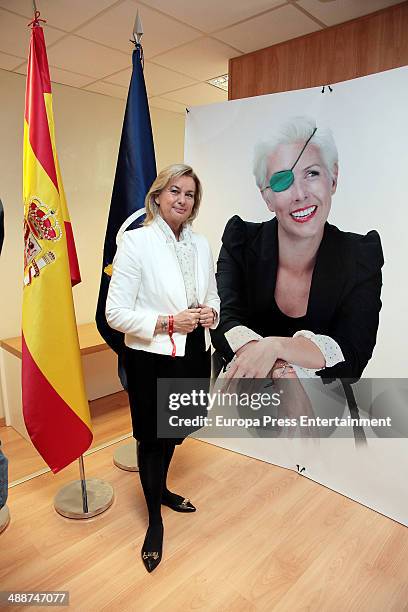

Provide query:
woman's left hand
left=225, top=338, right=280, bottom=379
left=198, top=304, right=216, bottom=328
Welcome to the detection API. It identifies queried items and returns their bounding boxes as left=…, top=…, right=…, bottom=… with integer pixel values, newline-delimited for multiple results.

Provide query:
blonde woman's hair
left=143, top=164, right=202, bottom=226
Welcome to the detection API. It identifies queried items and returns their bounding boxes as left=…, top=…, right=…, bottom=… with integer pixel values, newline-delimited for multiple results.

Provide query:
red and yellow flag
left=22, top=21, right=92, bottom=473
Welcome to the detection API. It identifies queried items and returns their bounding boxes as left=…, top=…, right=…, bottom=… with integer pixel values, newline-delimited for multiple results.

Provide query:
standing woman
left=106, top=164, right=219, bottom=572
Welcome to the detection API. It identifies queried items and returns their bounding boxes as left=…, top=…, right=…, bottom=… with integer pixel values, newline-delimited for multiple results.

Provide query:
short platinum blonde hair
left=253, top=116, right=338, bottom=189
left=144, top=164, right=203, bottom=225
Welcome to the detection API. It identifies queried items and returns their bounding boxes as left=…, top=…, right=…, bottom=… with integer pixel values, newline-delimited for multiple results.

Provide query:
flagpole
left=111, top=10, right=146, bottom=474
left=54, top=455, right=114, bottom=519
left=78, top=455, right=89, bottom=513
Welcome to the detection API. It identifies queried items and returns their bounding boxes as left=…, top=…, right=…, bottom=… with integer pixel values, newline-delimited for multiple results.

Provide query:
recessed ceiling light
left=207, top=74, right=228, bottom=92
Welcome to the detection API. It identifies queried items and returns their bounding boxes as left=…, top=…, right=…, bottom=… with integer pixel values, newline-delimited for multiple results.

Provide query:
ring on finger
left=279, top=364, right=294, bottom=377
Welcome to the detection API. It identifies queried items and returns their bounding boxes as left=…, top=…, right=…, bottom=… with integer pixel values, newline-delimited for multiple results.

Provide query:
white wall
left=0, top=68, right=185, bottom=418
left=150, top=106, right=185, bottom=173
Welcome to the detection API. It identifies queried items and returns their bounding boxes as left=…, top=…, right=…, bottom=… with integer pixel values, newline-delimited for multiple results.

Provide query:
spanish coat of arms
left=24, top=197, right=61, bottom=286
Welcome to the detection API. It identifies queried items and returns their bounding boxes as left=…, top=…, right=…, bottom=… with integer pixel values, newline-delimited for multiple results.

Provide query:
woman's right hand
left=173, top=308, right=201, bottom=333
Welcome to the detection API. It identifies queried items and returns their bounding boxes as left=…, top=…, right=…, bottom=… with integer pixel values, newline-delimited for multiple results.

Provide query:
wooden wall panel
left=229, top=2, right=408, bottom=100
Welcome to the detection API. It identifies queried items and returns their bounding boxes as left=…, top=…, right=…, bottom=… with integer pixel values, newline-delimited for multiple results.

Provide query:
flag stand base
left=0, top=505, right=10, bottom=533
left=113, top=439, right=139, bottom=472
left=54, top=479, right=114, bottom=519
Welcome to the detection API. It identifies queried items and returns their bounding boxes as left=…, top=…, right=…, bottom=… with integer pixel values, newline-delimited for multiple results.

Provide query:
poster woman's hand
left=225, top=338, right=280, bottom=379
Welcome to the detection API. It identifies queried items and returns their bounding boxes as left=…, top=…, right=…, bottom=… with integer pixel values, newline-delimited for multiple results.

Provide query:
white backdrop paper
left=185, top=66, right=408, bottom=525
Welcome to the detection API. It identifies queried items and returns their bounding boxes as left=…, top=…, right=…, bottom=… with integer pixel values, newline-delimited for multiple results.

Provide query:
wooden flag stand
left=113, top=439, right=139, bottom=472
left=0, top=505, right=10, bottom=533
left=54, top=456, right=114, bottom=519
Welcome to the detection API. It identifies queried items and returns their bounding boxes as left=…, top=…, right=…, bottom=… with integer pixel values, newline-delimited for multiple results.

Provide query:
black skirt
left=124, top=326, right=211, bottom=442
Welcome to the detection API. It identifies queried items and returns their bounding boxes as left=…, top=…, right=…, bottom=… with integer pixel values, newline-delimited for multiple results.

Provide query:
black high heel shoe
left=141, top=523, right=163, bottom=573
left=162, top=495, right=196, bottom=513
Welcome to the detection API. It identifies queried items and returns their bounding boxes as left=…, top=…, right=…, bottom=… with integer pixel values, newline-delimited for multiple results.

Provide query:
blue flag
left=96, top=46, right=156, bottom=384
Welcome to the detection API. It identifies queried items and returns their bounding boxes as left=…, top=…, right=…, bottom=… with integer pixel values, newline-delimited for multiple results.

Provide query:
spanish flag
left=22, top=20, right=92, bottom=473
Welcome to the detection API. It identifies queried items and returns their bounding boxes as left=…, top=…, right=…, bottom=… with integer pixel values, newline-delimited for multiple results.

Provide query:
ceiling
left=0, top=0, right=402, bottom=114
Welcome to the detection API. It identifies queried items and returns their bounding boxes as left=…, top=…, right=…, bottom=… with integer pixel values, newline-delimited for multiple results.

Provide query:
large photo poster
left=184, top=66, right=408, bottom=525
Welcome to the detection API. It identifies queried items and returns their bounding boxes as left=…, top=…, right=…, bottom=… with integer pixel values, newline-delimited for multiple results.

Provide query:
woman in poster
left=211, top=116, right=383, bottom=383
left=106, top=164, right=219, bottom=572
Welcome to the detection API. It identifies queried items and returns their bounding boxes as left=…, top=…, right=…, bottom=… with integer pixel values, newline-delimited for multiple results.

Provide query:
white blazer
left=106, top=218, right=220, bottom=357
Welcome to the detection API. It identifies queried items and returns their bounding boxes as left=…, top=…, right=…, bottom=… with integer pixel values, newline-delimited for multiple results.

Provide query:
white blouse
left=156, top=215, right=199, bottom=308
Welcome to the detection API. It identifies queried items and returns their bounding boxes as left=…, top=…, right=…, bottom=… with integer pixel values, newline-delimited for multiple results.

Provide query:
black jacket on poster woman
left=210, top=215, right=384, bottom=381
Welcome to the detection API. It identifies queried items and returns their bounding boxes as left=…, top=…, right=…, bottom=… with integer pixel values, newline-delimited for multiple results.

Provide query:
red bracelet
left=168, top=315, right=176, bottom=358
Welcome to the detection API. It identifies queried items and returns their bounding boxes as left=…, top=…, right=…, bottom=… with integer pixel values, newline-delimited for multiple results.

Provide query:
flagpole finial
left=132, top=10, right=143, bottom=46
